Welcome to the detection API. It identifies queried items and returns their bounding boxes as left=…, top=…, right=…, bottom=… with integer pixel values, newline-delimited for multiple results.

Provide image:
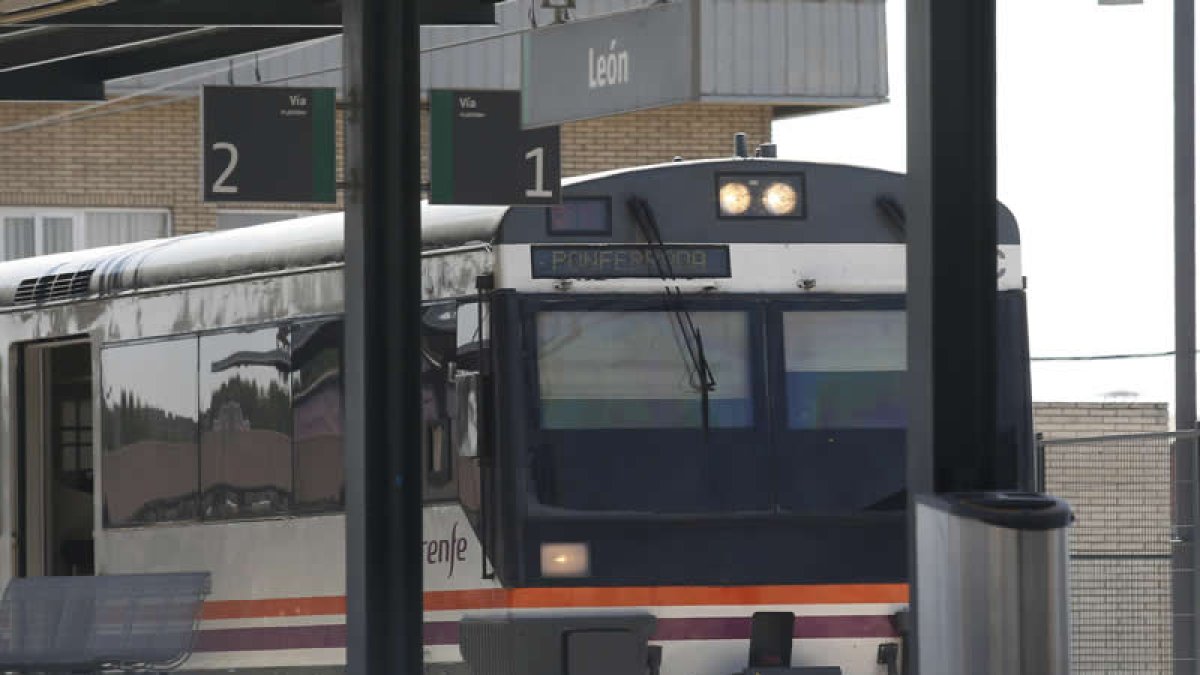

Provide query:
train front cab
left=420, top=159, right=1035, bottom=675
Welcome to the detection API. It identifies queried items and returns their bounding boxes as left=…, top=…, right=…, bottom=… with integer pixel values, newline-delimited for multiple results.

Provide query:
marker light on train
left=719, top=181, right=753, bottom=216
left=762, top=181, right=798, bottom=216
left=540, top=542, right=591, bottom=578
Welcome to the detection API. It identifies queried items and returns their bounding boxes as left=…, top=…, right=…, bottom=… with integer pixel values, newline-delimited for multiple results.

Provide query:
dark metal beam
left=907, top=0, right=998, bottom=671
left=0, top=26, right=194, bottom=71
left=343, top=1, right=423, bottom=675
left=85, top=26, right=336, bottom=80
left=25, top=0, right=342, bottom=26
left=0, top=68, right=103, bottom=99
left=8, top=0, right=494, bottom=26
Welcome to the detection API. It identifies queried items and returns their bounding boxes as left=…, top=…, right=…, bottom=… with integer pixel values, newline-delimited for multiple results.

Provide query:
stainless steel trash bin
left=915, top=491, right=1072, bottom=675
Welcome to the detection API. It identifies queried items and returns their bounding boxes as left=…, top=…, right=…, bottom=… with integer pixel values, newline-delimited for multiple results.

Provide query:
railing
left=1040, top=431, right=1195, bottom=675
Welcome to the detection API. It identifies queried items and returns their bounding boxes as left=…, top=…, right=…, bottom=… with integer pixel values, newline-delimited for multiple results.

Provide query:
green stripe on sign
left=311, top=88, right=336, bottom=203
left=430, top=90, right=454, bottom=204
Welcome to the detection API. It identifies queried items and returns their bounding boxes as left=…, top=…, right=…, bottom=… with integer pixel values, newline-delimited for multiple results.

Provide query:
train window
left=421, top=355, right=457, bottom=502
left=546, top=198, right=611, bottom=235
left=536, top=311, right=752, bottom=429
left=292, top=319, right=344, bottom=513
left=199, top=327, right=293, bottom=520
left=101, top=337, right=200, bottom=527
left=782, top=311, right=906, bottom=429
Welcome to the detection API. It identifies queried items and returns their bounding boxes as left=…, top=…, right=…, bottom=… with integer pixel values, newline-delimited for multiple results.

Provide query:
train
left=0, top=157, right=1034, bottom=674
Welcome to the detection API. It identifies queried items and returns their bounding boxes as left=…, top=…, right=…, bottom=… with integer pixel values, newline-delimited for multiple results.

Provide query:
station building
left=0, top=0, right=887, bottom=259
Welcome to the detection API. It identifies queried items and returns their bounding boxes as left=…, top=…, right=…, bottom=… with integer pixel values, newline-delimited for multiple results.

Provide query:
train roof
left=0, top=158, right=1020, bottom=308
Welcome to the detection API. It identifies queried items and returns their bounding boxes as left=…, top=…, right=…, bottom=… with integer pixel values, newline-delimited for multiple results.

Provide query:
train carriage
left=0, top=157, right=1033, bottom=674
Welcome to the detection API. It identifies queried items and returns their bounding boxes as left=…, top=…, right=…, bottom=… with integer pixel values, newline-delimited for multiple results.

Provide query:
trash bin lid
left=917, top=491, right=1073, bottom=530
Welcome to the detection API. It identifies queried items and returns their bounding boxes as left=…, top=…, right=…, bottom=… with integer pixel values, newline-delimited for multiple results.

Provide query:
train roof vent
left=13, top=269, right=94, bottom=305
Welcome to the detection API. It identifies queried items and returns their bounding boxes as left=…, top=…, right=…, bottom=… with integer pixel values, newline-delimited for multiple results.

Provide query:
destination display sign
left=531, top=245, right=731, bottom=279
left=521, top=1, right=697, bottom=129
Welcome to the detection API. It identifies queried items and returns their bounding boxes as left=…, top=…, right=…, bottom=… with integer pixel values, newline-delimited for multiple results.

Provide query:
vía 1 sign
left=522, top=0, right=697, bottom=129
left=430, top=89, right=561, bottom=205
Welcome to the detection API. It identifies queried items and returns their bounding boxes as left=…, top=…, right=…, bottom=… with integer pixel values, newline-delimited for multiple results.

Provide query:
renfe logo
left=423, top=521, right=469, bottom=579
left=588, top=39, right=630, bottom=89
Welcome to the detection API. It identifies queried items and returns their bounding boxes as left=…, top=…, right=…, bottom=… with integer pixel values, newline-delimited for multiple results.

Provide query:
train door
left=18, top=340, right=94, bottom=577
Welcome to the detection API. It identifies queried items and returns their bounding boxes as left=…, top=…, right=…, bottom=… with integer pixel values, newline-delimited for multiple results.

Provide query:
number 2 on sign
left=525, top=146, right=553, bottom=199
left=211, top=142, right=240, bottom=194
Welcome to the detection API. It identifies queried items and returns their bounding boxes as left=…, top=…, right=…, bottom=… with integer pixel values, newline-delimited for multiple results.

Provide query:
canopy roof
left=0, top=0, right=494, bottom=100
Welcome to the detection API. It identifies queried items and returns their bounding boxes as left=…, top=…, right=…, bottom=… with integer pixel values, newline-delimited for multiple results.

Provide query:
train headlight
left=719, top=182, right=752, bottom=216
left=717, top=173, right=805, bottom=219
left=762, top=181, right=798, bottom=216
left=540, top=542, right=590, bottom=578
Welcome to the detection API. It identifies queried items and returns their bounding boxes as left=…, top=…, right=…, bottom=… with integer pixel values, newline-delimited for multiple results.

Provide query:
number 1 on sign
left=525, top=146, right=553, bottom=199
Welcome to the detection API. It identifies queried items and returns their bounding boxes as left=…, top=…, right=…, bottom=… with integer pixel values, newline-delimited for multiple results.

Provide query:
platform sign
left=430, top=90, right=561, bottom=205
left=201, top=86, right=336, bottom=203
left=521, top=0, right=697, bottom=129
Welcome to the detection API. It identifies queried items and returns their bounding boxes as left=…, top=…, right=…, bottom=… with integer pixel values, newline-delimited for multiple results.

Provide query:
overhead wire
left=0, top=34, right=341, bottom=135
left=1032, top=350, right=1185, bottom=362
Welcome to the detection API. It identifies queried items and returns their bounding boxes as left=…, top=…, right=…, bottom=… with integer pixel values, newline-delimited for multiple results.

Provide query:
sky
left=774, top=0, right=1182, bottom=408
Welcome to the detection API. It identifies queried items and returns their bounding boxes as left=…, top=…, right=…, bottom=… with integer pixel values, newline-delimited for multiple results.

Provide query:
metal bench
left=0, top=572, right=210, bottom=674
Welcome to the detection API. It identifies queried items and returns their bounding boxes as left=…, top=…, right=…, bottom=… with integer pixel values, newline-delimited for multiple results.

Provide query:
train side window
left=101, top=337, right=200, bottom=527
left=426, top=421, right=452, bottom=485
left=199, top=326, right=293, bottom=520
left=292, top=319, right=344, bottom=513
left=421, top=300, right=459, bottom=503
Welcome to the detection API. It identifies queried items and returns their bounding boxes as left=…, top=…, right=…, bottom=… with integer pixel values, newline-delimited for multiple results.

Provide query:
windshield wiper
left=627, top=195, right=717, bottom=433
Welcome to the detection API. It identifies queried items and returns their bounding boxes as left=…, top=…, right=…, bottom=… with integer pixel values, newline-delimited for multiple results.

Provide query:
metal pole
left=1174, top=1, right=1199, bottom=673
left=907, top=0, right=999, bottom=670
left=342, top=0, right=423, bottom=672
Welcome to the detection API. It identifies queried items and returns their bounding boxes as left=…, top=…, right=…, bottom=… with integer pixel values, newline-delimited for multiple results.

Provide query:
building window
left=0, top=209, right=170, bottom=261
left=216, top=211, right=312, bottom=230
left=85, top=211, right=169, bottom=248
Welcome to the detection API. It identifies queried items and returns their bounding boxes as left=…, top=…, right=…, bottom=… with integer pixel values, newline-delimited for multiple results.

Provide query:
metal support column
left=1175, top=1, right=1198, bottom=672
left=906, top=0, right=1000, bottom=671
left=342, top=0, right=424, bottom=672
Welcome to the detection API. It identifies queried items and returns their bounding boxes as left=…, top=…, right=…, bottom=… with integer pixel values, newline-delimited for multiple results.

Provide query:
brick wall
left=1035, top=403, right=1172, bottom=674
left=0, top=98, right=771, bottom=235
left=1034, top=401, right=1171, bottom=438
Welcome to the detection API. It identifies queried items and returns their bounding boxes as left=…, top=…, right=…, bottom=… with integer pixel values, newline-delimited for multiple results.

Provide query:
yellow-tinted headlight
left=540, top=542, right=590, bottom=578
left=719, top=182, right=752, bottom=216
left=762, top=181, right=798, bottom=216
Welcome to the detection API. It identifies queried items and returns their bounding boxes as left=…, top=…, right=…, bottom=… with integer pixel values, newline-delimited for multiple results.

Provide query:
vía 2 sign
left=201, top=86, right=336, bottom=203
left=522, top=0, right=697, bottom=129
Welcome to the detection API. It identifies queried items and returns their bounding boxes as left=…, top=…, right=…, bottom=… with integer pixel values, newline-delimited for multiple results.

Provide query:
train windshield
left=524, top=295, right=1032, bottom=517
left=536, top=310, right=752, bottom=429
left=782, top=310, right=906, bottom=430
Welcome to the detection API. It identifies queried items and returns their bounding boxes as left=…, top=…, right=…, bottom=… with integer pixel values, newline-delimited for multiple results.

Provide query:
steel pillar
left=906, top=0, right=1000, bottom=670
left=1174, top=1, right=1198, bottom=672
left=342, top=0, right=424, bottom=672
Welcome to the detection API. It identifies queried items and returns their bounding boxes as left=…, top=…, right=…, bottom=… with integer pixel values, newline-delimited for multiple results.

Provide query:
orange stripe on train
left=202, top=584, right=908, bottom=620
